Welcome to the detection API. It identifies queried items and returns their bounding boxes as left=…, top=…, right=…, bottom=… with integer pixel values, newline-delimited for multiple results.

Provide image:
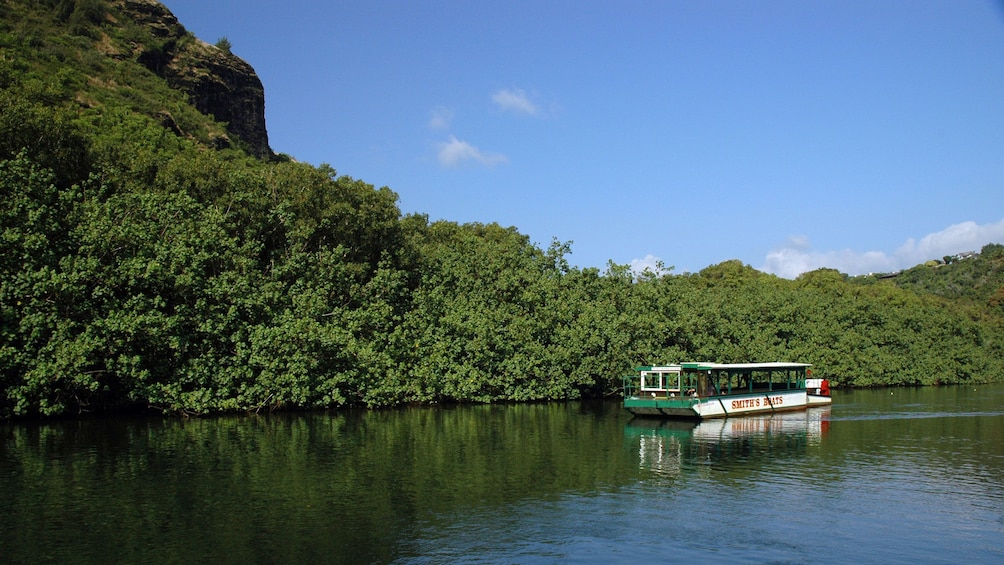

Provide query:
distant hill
left=853, top=243, right=1004, bottom=313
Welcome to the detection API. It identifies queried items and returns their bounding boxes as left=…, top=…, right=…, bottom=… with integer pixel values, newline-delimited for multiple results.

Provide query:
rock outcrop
left=112, top=0, right=273, bottom=158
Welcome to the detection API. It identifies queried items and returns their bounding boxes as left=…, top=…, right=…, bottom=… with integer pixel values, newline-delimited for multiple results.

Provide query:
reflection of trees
left=0, top=402, right=646, bottom=562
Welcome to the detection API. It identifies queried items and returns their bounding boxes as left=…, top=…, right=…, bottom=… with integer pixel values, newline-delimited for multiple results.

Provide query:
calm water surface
left=2, top=385, right=1003, bottom=563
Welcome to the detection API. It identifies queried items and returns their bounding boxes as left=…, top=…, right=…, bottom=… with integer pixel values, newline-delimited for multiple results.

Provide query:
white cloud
left=631, top=254, right=663, bottom=275
left=762, top=245, right=894, bottom=279
left=492, top=88, right=538, bottom=116
left=436, top=135, right=508, bottom=168
left=894, top=219, right=1004, bottom=262
left=428, top=106, right=453, bottom=130
left=629, top=254, right=677, bottom=279
left=762, top=218, right=1004, bottom=278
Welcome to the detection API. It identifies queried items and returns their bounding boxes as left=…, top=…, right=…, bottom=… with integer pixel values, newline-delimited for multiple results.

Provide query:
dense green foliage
left=2, top=1, right=1003, bottom=417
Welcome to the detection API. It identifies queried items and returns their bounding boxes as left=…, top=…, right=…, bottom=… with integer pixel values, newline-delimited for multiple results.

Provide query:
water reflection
left=0, top=404, right=645, bottom=563
left=626, top=408, right=831, bottom=478
left=2, top=387, right=1003, bottom=563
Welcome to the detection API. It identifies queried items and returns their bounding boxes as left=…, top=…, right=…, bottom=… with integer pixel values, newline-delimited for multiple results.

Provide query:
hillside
left=2, top=1, right=1004, bottom=418
left=868, top=244, right=1004, bottom=314
left=2, top=0, right=270, bottom=160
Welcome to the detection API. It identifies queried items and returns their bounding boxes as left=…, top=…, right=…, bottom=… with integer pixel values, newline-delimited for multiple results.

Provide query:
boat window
left=727, top=372, right=742, bottom=393
left=640, top=371, right=681, bottom=392
left=665, top=372, right=681, bottom=392
left=681, top=371, right=699, bottom=394
left=640, top=373, right=664, bottom=390
left=709, top=373, right=725, bottom=395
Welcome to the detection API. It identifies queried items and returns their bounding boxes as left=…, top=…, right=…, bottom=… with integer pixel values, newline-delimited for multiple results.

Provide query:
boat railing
left=623, top=375, right=639, bottom=398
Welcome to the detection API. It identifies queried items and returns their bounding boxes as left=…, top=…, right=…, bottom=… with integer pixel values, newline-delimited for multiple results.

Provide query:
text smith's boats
left=623, top=362, right=831, bottom=419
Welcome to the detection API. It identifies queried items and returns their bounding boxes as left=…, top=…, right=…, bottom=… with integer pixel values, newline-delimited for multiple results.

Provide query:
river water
left=2, top=384, right=1002, bottom=563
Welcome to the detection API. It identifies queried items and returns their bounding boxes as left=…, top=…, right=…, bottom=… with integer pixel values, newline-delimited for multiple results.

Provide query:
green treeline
left=3, top=1, right=1004, bottom=417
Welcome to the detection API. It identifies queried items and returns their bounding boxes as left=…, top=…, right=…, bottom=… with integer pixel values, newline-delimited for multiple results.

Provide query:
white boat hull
left=625, top=390, right=811, bottom=419
left=807, top=394, right=833, bottom=406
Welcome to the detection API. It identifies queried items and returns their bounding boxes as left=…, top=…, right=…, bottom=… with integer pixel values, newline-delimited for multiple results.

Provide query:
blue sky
left=163, top=0, right=1004, bottom=277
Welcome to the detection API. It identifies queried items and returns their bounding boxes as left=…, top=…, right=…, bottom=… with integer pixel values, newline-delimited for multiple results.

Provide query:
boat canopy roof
left=633, top=365, right=681, bottom=372
left=680, top=362, right=811, bottom=371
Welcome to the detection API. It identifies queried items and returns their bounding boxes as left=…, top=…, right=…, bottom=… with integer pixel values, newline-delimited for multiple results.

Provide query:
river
left=2, top=384, right=1002, bottom=563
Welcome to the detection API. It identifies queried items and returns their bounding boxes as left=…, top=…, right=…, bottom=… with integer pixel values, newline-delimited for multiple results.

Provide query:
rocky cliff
left=112, top=0, right=273, bottom=158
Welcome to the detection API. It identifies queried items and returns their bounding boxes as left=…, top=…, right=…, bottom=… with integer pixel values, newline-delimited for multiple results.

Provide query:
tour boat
left=623, top=362, right=832, bottom=419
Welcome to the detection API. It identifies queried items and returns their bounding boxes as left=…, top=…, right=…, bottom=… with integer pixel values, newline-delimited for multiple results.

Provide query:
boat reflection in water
left=625, top=407, right=831, bottom=478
